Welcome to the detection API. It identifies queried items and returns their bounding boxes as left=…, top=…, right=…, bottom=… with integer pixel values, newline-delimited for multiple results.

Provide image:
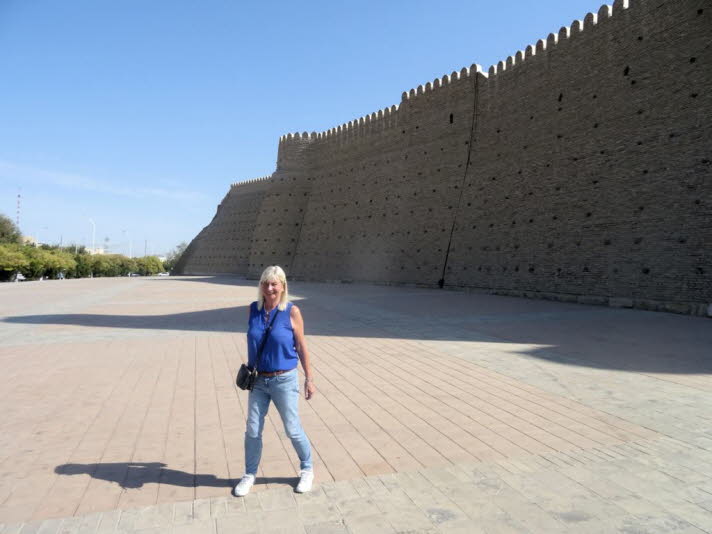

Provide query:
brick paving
left=0, top=276, right=710, bottom=533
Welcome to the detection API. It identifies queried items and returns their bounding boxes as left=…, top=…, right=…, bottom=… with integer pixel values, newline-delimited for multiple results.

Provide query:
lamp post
left=122, top=229, right=132, bottom=258
left=88, top=218, right=96, bottom=254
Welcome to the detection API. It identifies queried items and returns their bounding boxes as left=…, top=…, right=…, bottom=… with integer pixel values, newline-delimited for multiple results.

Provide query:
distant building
left=86, top=247, right=106, bottom=255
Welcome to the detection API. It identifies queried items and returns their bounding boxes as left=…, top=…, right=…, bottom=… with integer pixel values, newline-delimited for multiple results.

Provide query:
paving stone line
left=6, top=435, right=710, bottom=533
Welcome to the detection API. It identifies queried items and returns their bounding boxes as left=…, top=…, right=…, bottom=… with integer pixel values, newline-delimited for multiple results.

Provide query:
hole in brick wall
left=638, top=36, right=643, bottom=41
left=642, top=268, right=650, bottom=274
left=415, top=125, right=419, bottom=129
left=623, top=66, right=630, bottom=76
left=402, top=130, right=406, bottom=134
left=530, top=115, right=534, bottom=120
left=593, top=123, right=599, bottom=128
left=586, top=212, right=592, bottom=217
left=465, top=140, right=469, bottom=145
left=515, top=266, right=519, bottom=272
left=529, top=218, right=534, bottom=223
left=691, top=93, right=698, bottom=98
left=642, top=169, right=648, bottom=174
left=670, top=133, right=676, bottom=138
left=637, top=141, right=643, bottom=145
left=678, top=237, right=687, bottom=244
left=547, top=243, right=553, bottom=249
left=604, top=239, right=611, bottom=245
left=583, top=266, right=589, bottom=272
left=449, top=114, right=454, bottom=124
left=695, top=199, right=701, bottom=204
left=697, top=267, right=705, bottom=274
left=496, top=128, right=501, bottom=133
left=698, top=8, right=703, bottom=14
left=631, top=80, right=637, bottom=85
left=592, top=180, right=599, bottom=184
left=558, top=107, right=563, bottom=112
left=528, top=266, right=535, bottom=273
left=690, top=57, right=697, bottom=63
left=558, top=93, right=563, bottom=101
left=637, top=109, right=644, bottom=115
left=592, top=94, right=597, bottom=99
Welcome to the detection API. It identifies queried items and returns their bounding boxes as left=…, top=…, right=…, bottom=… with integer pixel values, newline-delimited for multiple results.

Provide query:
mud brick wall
left=175, top=177, right=270, bottom=275
left=176, top=0, right=711, bottom=316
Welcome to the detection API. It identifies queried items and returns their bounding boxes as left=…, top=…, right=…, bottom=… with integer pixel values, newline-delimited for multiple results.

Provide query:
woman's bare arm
left=291, top=304, right=315, bottom=400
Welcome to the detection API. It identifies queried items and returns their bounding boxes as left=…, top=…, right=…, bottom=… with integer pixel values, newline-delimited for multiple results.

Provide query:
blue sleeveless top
left=247, top=301, right=298, bottom=372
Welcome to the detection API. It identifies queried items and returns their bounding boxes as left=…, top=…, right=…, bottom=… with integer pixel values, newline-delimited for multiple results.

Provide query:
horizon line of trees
left=1, top=213, right=187, bottom=282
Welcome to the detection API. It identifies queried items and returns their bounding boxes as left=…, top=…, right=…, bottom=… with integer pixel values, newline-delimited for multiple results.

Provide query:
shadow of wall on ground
left=4, top=277, right=711, bottom=375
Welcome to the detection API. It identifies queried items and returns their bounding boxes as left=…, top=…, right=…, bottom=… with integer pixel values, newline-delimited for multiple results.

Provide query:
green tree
left=135, top=256, right=163, bottom=276
left=0, top=243, right=29, bottom=281
left=163, top=241, right=188, bottom=273
left=0, top=214, right=21, bottom=244
left=20, top=246, right=56, bottom=279
left=74, top=253, right=94, bottom=278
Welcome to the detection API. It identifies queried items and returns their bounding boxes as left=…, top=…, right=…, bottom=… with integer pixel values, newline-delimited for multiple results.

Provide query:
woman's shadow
left=55, top=462, right=296, bottom=490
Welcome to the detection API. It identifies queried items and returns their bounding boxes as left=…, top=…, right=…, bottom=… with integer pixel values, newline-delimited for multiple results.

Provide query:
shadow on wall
left=54, top=462, right=294, bottom=489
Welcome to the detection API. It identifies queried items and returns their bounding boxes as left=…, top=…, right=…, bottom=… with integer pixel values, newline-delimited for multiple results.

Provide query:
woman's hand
left=305, top=379, right=316, bottom=400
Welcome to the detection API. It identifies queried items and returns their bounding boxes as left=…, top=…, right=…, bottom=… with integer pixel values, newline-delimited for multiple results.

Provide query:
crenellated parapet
left=230, top=175, right=273, bottom=189
left=486, top=1, right=630, bottom=78
left=400, top=64, right=487, bottom=103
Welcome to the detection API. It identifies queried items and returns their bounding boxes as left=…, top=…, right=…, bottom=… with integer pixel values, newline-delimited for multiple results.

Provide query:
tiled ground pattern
left=0, top=277, right=710, bottom=533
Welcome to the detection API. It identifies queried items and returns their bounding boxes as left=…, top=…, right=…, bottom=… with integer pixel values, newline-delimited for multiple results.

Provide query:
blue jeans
left=244, top=368, right=312, bottom=475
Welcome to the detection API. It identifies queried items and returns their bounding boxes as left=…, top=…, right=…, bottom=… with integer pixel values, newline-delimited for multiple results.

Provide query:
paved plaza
left=0, top=276, right=711, bottom=533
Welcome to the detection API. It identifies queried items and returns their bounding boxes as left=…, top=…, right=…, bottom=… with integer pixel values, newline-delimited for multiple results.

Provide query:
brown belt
left=258, top=369, right=292, bottom=377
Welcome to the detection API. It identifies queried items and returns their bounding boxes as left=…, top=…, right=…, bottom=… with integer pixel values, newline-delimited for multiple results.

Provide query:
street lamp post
left=88, top=218, right=96, bottom=253
left=88, top=218, right=96, bottom=279
left=122, top=229, right=132, bottom=258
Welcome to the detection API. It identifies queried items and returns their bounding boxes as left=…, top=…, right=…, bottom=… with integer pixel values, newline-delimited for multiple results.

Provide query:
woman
left=233, top=265, right=316, bottom=497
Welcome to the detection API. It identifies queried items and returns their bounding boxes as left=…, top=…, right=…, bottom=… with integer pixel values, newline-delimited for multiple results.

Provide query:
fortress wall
left=179, top=0, right=711, bottom=314
left=446, top=0, right=712, bottom=312
left=291, top=68, right=478, bottom=283
left=246, top=134, right=314, bottom=278
left=175, top=177, right=270, bottom=275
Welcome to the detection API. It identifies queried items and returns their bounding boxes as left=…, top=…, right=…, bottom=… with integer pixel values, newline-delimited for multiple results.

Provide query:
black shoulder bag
left=236, top=308, right=280, bottom=391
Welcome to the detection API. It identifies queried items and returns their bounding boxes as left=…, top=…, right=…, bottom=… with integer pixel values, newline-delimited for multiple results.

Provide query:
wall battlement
left=230, top=175, right=272, bottom=189
left=176, top=0, right=711, bottom=316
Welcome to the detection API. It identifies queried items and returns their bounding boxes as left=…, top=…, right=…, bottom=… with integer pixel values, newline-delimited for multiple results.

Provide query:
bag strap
left=254, top=307, right=280, bottom=371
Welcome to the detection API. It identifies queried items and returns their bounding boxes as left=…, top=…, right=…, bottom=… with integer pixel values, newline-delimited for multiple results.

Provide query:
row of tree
left=0, top=243, right=166, bottom=281
left=0, top=213, right=173, bottom=282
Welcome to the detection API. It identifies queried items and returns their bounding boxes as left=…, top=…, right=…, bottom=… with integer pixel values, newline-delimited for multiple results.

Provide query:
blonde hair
left=257, top=265, right=289, bottom=311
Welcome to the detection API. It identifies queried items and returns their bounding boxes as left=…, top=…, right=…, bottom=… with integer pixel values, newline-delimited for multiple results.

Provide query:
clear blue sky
left=0, top=0, right=605, bottom=256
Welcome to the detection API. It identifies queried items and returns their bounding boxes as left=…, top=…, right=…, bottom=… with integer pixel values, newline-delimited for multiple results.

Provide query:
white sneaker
left=233, top=474, right=255, bottom=497
left=295, top=470, right=314, bottom=493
